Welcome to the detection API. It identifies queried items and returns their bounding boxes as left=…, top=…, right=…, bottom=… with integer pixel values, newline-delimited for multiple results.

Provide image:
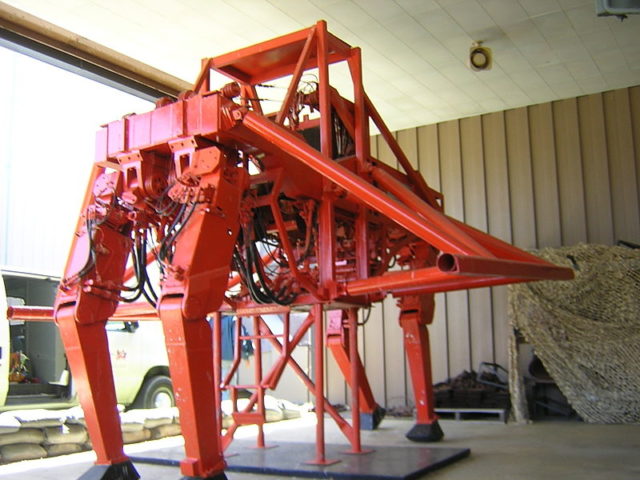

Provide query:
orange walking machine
left=42, top=22, right=572, bottom=480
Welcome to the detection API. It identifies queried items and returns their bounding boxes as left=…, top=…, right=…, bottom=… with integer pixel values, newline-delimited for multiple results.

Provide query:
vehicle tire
left=133, top=375, right=175, bottom=409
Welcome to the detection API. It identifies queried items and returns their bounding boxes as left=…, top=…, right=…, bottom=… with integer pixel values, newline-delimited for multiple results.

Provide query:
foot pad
left=406, top=420, right=444, bottom=442
left=78, top=461, right=139, bottom=480
left=360, top=405, right=387, bottom=430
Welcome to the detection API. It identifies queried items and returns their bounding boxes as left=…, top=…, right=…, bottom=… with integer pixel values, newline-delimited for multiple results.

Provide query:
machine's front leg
left=399, top=294, right=444, bottom=442
left=157, top=148, right=247, bottom=479
left=158, top=297, right=225, bottom=479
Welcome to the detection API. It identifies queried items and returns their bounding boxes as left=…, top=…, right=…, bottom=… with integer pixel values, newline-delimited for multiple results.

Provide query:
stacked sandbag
left=0, top=410, right=63, bottom=462
left=0, top=405, right=183, bottom=464
left=0, top=396, right=308, bottom=464
left=43, top=424, right=87, bottom=457
left=220, top=396, right=283, bottom=424
left=120, top=407, right=180, bottom=442
left=219, top=395, right=311, bottom=427
left=276, top=397, right=310, bottom=420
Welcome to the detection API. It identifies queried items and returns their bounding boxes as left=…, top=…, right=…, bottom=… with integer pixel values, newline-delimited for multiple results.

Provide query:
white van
left=0, top=268, right=174, bottom=411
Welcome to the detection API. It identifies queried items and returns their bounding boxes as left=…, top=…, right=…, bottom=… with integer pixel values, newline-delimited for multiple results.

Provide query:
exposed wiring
left=232, top=216, right=297, bottom=306
left=121, top=229, right=158, bottom=306
left=158, top=201, right=197, bottom=265
left=358, top=306, right=372, bottom=326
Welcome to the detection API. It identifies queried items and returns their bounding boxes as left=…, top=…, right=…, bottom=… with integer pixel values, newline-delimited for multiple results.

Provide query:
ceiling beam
left=0, top=2, right=191, bottom=101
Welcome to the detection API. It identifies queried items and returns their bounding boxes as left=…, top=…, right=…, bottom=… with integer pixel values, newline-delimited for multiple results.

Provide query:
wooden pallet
left=435, top=407, right=507, bottom=422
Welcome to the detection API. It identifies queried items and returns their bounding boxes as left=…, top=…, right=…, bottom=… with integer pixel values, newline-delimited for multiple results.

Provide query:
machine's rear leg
left=326, top=309, right=385, bottom=430
left=399, top=295, right=443, bottom=442
left=54, top=167, right=139, bottom=479
left=56, top=307, right=139, bottom=480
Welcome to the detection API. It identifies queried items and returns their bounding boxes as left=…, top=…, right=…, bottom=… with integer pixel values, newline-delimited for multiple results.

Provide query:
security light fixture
left=468, top=42, right=492, bottom=72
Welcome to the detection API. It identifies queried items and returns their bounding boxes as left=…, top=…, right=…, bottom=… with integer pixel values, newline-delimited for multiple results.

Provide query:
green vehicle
left=0, top=268, right=174, bottom=412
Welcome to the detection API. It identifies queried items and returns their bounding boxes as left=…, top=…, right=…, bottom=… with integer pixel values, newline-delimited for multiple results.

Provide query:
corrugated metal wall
left=326, top=85, right=640, bottom=409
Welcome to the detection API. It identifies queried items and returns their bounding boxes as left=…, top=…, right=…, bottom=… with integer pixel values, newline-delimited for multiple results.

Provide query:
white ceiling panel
left=442, top=0, right=496, bottom=32
left=3, top=0, right=639, bottom=131
left=519, top=0, right=562, bottom=17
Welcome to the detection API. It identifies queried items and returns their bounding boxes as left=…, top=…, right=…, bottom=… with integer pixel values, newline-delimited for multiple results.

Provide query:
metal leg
left=399, top=295, right=444, bottom=443
left=326, top=309, right=385, bottom=430
left=343, top=308, right=373, bottom=455
left=159, top=297, right=227, bottom=479
left=56, top=307, right=139, bottom=480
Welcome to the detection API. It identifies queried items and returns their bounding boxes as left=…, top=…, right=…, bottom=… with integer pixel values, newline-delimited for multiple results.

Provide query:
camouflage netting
left=508, top=243, right=640, bottom=424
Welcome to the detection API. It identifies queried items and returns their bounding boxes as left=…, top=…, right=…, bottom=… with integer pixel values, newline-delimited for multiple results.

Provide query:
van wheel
left=134, top=375, right=174, bottom=409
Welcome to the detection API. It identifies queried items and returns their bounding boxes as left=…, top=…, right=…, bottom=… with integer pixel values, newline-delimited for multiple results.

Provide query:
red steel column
left=253, top=315, right=266, bottom=448
left=317, top=20, right=336, bottom=299
left=348, top=308, right=361, bottom=451
left=344, top=307, right=374, bottom=454
left=306, top=304, right=339, bottom=465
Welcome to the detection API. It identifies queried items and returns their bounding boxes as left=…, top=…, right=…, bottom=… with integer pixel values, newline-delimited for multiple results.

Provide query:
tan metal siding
left=553, top=98, right=588, bottom=245
left=460, top=116, right=493, bottom=373
left=577, top=93, right=615, bottom=245
left=417, top=124, right=450, bottom=383
left=349, top=85, right=640, bottom=410
left=603, top=89, right=640, bottom=243
left=376, top=133, right=408, bottom=407
left=439, top=120, right=471, bottom=377
left=481, top=112, right=512, bottom=369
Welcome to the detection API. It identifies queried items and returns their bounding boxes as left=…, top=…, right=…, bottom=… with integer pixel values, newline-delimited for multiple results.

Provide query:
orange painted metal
left=158, top=297, right=226, bottom=478
left=399, top=295, right=439, bottom=427
left=56, top=306, right=128, bottom=465
left=46, top=21, right=573, bottom=480
left=326, top=310, right=379, bottom=417
left=6, top=306, right=55, bottom=322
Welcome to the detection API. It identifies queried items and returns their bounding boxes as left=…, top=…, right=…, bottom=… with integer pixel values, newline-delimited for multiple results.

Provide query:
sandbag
left=45, top=443, right=84, bottom=457
left=0, top=443, right=46, bottom=462
left=0, top=413, right=21, bottom=435
left=277, top=398, right=309, bottom=419
left=64, top=404, right=125, bottom=427
left=220, top=398, right=284, bottom=423
left=122, top=428, right=151, bottom=444
left=150, top=423, right=181, bottom=440
left=123, top=407, right=177, bottom=429
left=63, top=406, right=86, bottom=427
left=44, top=424, right=88, bottom=445
left=0, top=428, right=44, bottom=446
left=118, top=411, right=145, bottom=433
left=8, top=409, right=64, bottom=428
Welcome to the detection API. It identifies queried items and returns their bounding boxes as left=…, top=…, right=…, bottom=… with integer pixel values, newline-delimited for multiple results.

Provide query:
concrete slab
left=0, top=416, right=638, bottom=479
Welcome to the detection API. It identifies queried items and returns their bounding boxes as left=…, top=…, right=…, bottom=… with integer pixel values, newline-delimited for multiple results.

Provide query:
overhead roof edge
left=0, top=2, right=192, bottom=100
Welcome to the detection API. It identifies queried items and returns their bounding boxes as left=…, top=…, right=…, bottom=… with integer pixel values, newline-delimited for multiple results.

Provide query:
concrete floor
left=0, top=415, right=638, bottom=479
